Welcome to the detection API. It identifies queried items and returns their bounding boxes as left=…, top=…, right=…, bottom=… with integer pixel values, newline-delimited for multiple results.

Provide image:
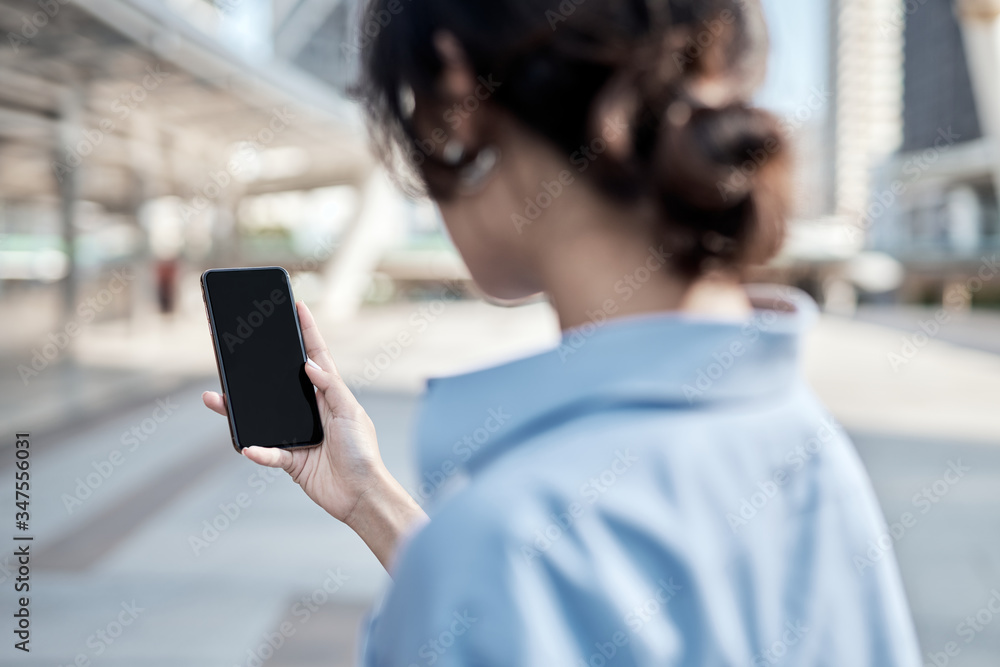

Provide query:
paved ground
left=1, top=296, right=999, bottom=666
left=853, top=430, right=1000, bottom=665
left=1, top=383, right=414, bottom=667
left=854, top=304, right=1000, bottom=357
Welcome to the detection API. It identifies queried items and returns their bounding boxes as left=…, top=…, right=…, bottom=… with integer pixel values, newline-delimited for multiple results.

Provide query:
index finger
left=202, top=391, right=227, bottom=416
left=296, top=301, right=338, bottom=374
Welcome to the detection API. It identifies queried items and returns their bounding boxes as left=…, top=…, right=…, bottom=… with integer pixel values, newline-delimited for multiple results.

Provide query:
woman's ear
left=590, top=74, right=639, bottom=163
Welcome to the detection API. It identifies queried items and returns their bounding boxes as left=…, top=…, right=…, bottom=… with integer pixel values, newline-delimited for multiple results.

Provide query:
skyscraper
left=832, top=0, right=905, bottom=218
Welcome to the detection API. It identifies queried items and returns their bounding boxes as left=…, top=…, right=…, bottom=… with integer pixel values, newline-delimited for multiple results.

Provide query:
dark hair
left=353, top=0, right=790, bottom=277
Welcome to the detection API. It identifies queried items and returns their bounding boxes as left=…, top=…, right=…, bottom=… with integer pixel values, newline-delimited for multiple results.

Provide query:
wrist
left=344, top=468, right=428, bottom=572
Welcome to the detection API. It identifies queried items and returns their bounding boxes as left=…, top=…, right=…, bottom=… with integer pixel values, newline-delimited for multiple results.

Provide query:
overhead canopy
left=0, top=0, right=373, bottom=212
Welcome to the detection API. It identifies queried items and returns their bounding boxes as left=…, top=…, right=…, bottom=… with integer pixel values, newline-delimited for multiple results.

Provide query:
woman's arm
left=203, top=301, right=428, bottom=572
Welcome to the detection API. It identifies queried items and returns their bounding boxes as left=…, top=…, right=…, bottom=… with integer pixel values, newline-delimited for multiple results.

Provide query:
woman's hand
left=202, top=301, right=427, bottom=571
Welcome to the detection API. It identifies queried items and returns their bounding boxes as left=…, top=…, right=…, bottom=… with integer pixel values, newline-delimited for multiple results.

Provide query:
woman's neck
left=538, top=219, right=753, bottom=332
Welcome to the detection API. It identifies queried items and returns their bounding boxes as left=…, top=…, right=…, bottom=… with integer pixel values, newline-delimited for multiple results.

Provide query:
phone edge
left=201, top=268, right=245, bottom=453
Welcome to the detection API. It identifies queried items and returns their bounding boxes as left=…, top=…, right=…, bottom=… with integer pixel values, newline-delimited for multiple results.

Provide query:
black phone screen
left=202, top=267, right=323, bottom=449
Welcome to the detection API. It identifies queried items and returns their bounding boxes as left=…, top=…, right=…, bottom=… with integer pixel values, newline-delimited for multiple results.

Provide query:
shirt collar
left=413, top=284, right=817, bottom=494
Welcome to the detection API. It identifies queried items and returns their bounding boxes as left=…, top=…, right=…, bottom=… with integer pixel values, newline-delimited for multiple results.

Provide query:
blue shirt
left=360, top=285, right=920, bottom=666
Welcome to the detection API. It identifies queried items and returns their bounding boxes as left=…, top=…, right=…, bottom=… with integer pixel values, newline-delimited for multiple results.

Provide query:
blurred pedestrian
left=156, top=258, right=178, bottom=314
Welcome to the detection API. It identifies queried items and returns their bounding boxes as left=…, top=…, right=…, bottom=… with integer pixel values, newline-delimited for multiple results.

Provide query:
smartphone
left=201, top=266, right=323, bottom=451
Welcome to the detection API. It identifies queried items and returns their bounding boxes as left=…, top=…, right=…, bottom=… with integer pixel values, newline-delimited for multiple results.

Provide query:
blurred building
left=864, top=0, right=1000, bottom=303
left=774, top=0, right=1000, bottom=309
left=761, top=0, right=907, bottom=311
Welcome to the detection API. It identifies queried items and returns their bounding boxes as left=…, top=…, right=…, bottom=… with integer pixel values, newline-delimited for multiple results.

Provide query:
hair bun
left=657, top=103, right=784, bottom=207
left=652, top=102, right=789, bottom=274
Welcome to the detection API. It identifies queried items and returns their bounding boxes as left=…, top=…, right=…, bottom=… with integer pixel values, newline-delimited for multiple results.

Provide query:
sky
left=756, top=0, right=830, bottom=116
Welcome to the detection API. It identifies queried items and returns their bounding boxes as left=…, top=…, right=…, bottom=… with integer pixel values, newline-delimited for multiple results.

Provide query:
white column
left=321, top=169, right=407, bottom=320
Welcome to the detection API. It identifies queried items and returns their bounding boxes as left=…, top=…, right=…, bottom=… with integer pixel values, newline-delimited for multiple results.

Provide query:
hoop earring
left=458, top=146, right=500, bottom=191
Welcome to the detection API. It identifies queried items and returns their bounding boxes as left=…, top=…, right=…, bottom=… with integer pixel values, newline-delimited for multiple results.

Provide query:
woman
left=204, top=0, right=921, bottom=663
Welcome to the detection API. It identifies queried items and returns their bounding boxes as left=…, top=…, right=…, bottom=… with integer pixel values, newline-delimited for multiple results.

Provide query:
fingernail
left=307, top=358, right=322, bottom=371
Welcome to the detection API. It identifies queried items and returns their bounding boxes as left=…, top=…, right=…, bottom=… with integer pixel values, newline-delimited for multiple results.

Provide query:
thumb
left=242, top=446, right=295, bottom=473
